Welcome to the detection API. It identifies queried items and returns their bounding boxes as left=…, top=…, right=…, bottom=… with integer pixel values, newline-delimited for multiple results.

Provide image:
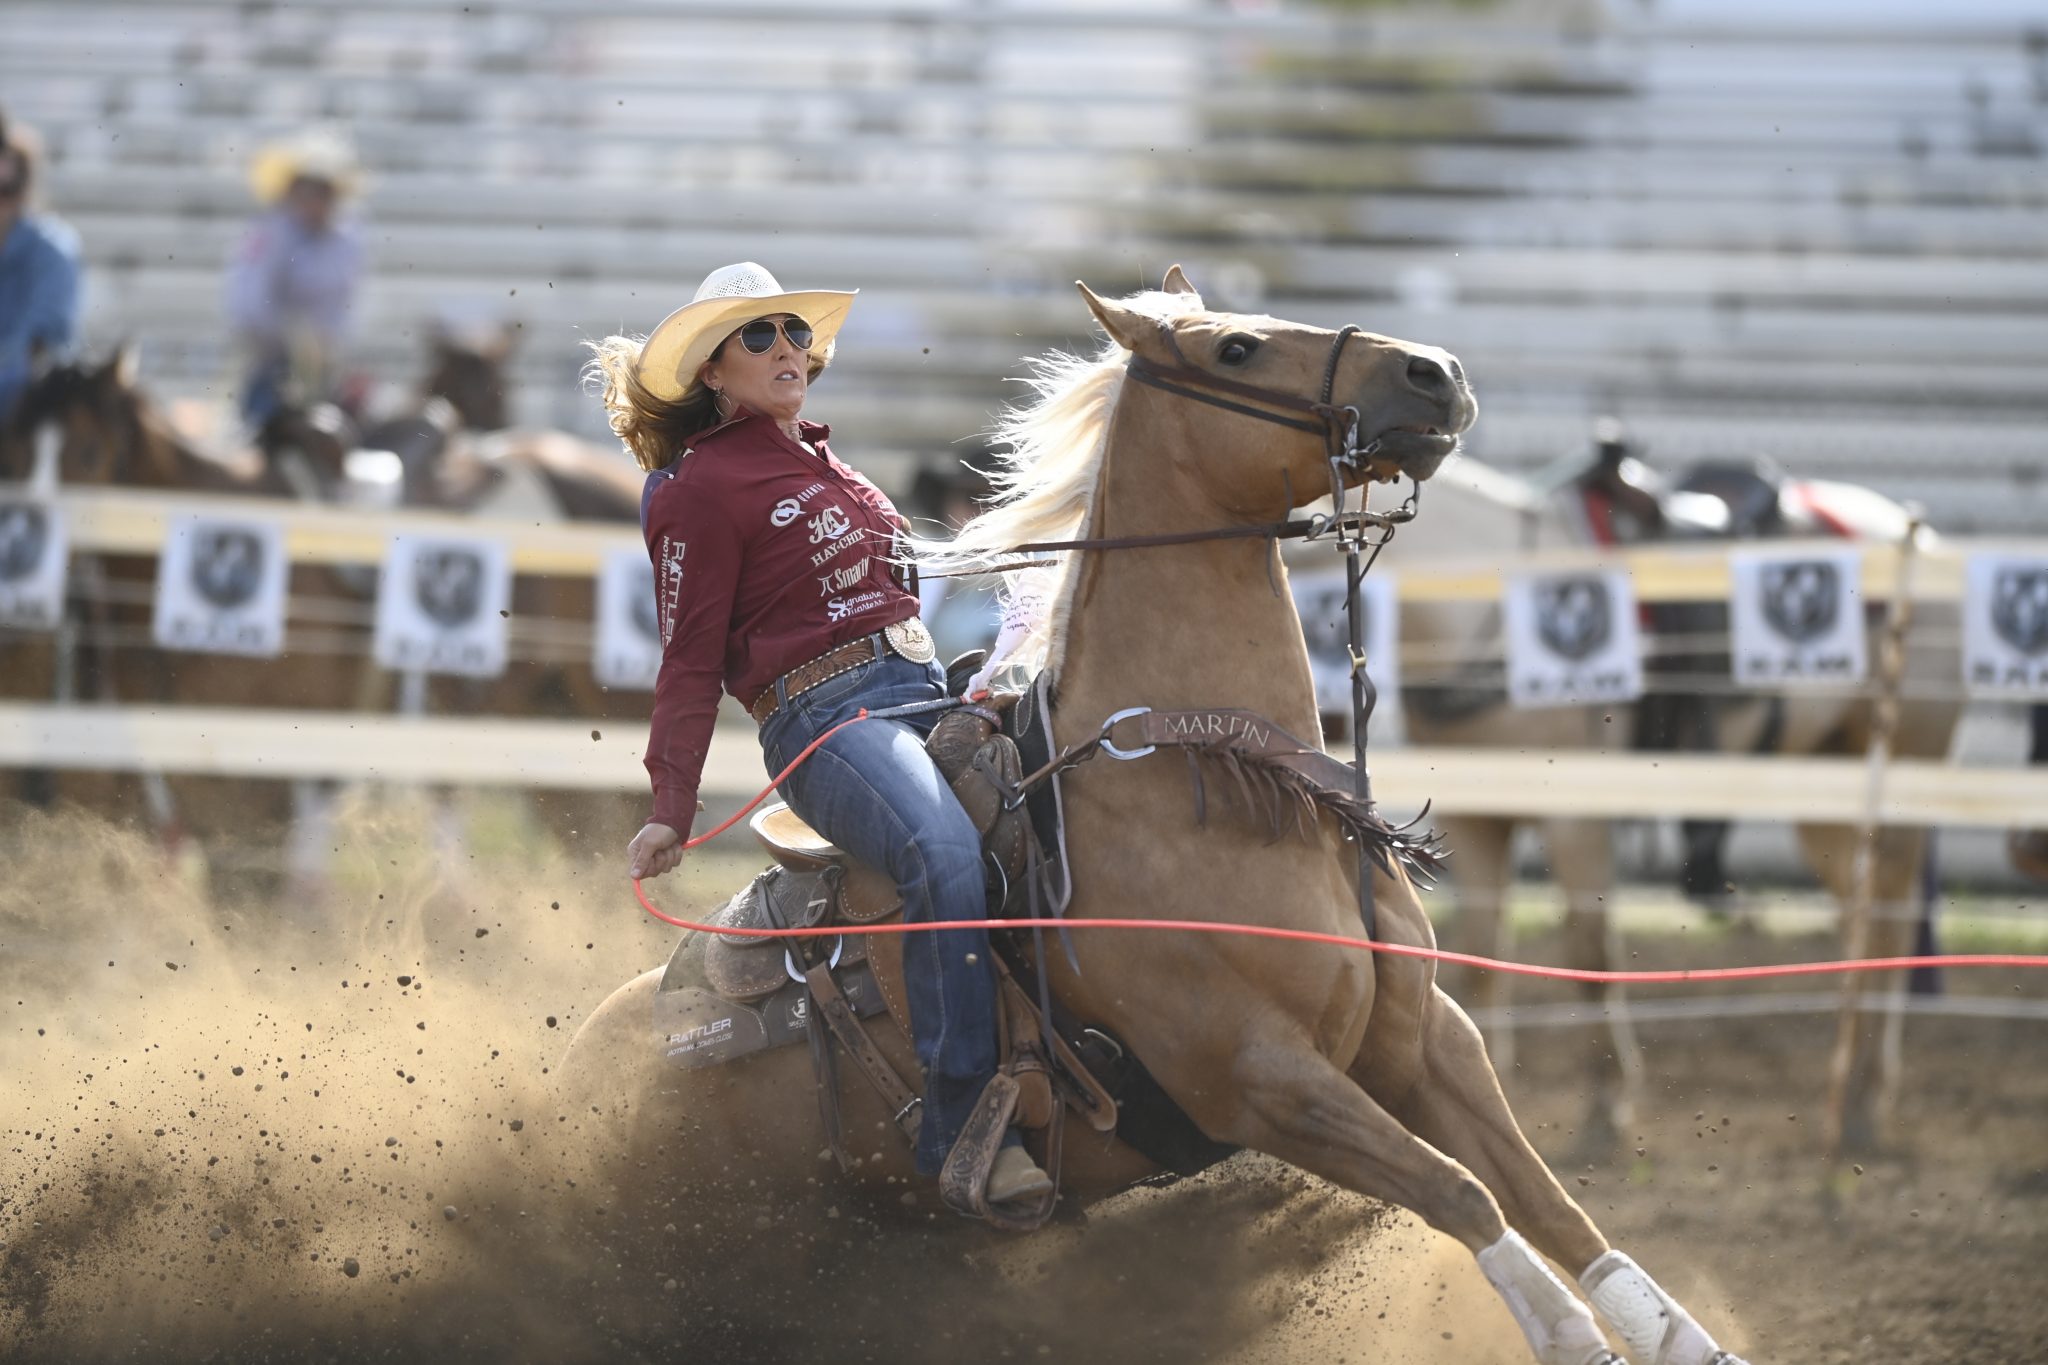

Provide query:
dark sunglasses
left=733, top=316, right=814, bottom=355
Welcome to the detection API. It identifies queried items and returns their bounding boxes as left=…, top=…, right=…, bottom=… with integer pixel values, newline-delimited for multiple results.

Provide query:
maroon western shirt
left=640, top=408, right=918, bottom=837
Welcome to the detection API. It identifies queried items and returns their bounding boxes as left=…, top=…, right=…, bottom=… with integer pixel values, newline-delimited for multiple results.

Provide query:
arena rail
left=3, top=700, right=2045, bottom=828
left=30, top=485, right=2039, bottom=602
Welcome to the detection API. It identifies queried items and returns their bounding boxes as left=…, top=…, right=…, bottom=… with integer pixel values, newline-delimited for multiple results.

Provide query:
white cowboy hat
left=248, top=126, right=363, bottom=204
left=635, top=262, right=857, bottom=402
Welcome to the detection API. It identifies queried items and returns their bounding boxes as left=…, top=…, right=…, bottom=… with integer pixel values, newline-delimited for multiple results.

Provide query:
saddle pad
left=655, top=929, right=886, bottom=1072
left=654, top=967, right=889, bottom=1072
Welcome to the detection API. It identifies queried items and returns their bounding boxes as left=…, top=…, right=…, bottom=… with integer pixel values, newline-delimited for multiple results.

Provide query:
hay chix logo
left=807, top=505, right=852, bottom=544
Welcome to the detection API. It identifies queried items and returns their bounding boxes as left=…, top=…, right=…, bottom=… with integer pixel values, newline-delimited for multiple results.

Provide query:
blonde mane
left=912, top=289, right=1208, bottom=682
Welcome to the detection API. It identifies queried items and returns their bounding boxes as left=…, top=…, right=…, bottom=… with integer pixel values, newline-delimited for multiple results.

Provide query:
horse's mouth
left=1376, top=425, right=1461, bottom=459
left=1348, top=424, right=1461, bottom=484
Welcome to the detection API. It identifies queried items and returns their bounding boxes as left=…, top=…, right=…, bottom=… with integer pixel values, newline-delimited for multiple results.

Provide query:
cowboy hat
left=248, top=126, right=362, bottom=204
left=635, top=262, right=856, bottom=403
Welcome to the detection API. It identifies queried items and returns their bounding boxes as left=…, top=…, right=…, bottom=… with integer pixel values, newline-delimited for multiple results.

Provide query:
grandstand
left=4, top=0, right=2044, bottom=529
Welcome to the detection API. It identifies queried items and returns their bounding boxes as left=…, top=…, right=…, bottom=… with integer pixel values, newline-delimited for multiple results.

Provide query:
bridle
left=1124, top=319, right=1380, bottom=477
left=972, top=320, right=1420, bottom=565
left=937, top=317, right=1426, bottom=938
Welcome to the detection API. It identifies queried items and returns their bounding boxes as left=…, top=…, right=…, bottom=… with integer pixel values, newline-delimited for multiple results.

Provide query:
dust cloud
left=3, top=798, right=1532, bottom=1364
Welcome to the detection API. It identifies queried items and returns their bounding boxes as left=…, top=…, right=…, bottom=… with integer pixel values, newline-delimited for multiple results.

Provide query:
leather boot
left=985, top=1143, right=1053, bottom=1204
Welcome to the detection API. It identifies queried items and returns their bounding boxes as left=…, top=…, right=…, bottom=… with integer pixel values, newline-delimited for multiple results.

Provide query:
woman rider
left=588, top=262, right=1053, bottom=1214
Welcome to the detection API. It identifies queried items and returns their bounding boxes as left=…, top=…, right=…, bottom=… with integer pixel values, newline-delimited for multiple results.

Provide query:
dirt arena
left=3, top=800, right=2043, bottom=1364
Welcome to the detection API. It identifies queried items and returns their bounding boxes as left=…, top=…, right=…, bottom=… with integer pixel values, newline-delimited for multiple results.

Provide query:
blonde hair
left=583, top=332, right=835, bottom=472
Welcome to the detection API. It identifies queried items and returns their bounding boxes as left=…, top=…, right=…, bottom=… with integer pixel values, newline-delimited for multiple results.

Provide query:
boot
left=986, top=1143, right=1053, bottom=1205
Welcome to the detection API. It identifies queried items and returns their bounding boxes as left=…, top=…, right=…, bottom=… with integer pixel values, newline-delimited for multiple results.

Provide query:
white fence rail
left=4, top=702, right=2045, bottom=828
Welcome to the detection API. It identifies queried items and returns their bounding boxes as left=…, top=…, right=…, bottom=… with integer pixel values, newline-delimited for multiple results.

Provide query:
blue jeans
left=758, top=651, right=997, bottom=1175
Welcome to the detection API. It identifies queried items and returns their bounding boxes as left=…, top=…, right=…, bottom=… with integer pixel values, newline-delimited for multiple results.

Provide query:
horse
left=1359, top=451, right=1962, bottom=1159
left=0, top=350, right=379, bottom=897
left=559, top=269, right=1749, bottom=1365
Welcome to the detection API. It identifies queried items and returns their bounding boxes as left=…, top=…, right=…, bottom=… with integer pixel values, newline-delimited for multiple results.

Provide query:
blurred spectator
left=0, top=111, right=84, bottom=424
left=225, top=127, right=366, bottom=428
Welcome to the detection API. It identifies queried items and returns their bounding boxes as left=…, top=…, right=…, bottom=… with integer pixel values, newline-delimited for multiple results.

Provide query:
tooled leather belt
left=748, top=617, right=937, bottom=725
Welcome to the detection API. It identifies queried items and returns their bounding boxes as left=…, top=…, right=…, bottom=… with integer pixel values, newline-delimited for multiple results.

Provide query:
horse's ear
left=99, top=343, right=140, bottom=391
left=1161, top=264, right=1200, bottom=297
left=1076, top=281, right=1153, bottom=352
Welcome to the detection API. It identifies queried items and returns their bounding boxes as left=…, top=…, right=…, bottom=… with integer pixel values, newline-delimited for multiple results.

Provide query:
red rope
left=632, top=881, right=2048, bottom=985
left=642, top=709, right=2048, bottom=985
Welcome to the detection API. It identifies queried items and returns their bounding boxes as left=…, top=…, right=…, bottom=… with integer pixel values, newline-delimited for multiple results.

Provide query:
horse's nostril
left=1407, top=354, right=1452, bottom=397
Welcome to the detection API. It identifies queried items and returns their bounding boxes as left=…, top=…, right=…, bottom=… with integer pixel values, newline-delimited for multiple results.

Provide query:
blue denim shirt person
left=0, top=142, right=83, bottom=423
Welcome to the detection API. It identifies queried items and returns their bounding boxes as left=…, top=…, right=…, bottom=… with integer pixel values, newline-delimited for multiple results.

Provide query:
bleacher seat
left=2, top=0, right=2042, bottom=532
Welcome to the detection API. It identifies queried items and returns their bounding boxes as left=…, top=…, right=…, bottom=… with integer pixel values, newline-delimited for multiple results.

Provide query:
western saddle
left=653, top=683, right=1132, bottom=1230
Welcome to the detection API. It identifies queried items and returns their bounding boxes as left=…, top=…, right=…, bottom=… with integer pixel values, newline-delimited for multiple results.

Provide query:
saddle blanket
left=653, top=929, right=888, bottom=1072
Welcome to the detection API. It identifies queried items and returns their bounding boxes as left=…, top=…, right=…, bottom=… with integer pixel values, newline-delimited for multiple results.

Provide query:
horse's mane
left=912, top=288, right=1209, bottom=681
left=7, top=357, right=260, bottom=489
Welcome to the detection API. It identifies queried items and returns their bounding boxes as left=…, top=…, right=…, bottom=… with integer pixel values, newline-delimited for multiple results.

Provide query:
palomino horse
left=0, top=351, right=376, bottom=893
left=1367, top=453, right=1961, bottom=1158
left=562, top=271, right=1748, bottom=1365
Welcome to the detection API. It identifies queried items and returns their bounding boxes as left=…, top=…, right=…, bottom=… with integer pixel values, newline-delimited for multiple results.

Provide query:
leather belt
left=749, top=617, right=936, bottom=725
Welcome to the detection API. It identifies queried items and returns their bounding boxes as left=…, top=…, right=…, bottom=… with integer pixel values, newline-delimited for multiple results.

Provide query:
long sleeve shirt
left=639, top=408, right=919, bottom=837
left=223, top=207, right=364, bottom=346
left=0, top=212, right=83, bottom=420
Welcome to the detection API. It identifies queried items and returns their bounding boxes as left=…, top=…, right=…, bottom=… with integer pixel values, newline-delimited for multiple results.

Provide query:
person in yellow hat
left=224, top=127, right=365, bottom=429
left=590, top=262, right=1054, bottom=1217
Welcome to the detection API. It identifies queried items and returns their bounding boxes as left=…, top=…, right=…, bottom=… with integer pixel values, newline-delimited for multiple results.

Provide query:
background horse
left=560, top=271, right=1748, bottom=1365
left=1358, top=452, right=1962, bottom=1158
left=0, top=350, right=379, bottom=896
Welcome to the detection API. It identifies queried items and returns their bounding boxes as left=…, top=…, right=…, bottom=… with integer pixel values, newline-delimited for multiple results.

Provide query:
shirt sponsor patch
left=658, top=536, right=686, bottom=648
left=825, top=588, right=890, bottom=623
left=770, top=482, right=827, bottom=528
left=807, top=506, right=853, bottom=544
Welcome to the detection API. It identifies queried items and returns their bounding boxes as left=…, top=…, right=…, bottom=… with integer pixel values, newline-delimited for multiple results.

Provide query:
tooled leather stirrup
left=937, top=1072, right=1061, bottom=1232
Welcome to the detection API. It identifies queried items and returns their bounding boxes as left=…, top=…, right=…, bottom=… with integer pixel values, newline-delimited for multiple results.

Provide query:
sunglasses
left=732, top=316, right=814, bottom=355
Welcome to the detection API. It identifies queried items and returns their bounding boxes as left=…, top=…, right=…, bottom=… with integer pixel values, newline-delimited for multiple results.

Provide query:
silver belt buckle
left=883, top=617, right=936, bottom=664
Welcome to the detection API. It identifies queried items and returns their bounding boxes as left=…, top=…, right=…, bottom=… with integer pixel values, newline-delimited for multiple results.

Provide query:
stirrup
left=936, top=1074, right=1057, bottom=1231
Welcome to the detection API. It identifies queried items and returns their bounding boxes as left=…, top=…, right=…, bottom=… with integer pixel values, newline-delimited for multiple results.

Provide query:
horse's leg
left=1364, top=985, right=1746, bottom=1365
left=1541, top=816, right=1641, bottom=1163
left=1435, top=813, right=1516, bottom=1066
left=1214, top=1028, right=1619, bottom=1365
left=1796, top=819, right=1928, bottom=1154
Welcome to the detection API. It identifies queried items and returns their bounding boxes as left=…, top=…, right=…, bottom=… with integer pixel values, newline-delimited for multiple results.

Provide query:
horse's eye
left=1217, top=335, right=1260, bottom=367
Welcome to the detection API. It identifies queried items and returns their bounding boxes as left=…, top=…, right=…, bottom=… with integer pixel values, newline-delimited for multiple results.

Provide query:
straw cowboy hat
left=248, top=126, right=363, bottom=204
left=636, top=262, right=857, bottom=402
